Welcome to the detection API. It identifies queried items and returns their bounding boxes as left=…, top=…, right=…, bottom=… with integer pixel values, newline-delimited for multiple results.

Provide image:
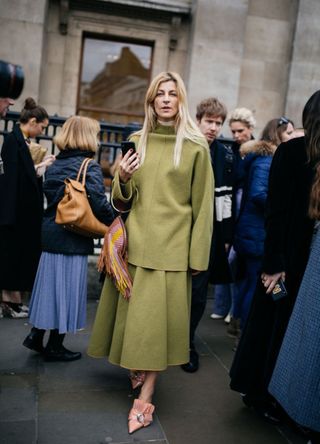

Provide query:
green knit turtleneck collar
left=153, top=123, right=176, bottom=135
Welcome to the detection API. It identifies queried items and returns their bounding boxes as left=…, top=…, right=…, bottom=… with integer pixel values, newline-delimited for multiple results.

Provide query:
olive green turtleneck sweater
left=112, top=124, right=214, bottom=271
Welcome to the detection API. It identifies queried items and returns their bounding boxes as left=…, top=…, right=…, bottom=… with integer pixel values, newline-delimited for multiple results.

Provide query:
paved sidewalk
left=0, top=283, right=308, bottom=444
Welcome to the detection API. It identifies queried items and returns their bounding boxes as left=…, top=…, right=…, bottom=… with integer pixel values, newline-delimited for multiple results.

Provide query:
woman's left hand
left=118, top=150, right=140, bottom=183
left=35, top=154, right=56, bottom=176
left=261, top=271, right=286, bottom=294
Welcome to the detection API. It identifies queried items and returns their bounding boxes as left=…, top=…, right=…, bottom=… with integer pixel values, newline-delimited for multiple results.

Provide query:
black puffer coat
left=42, top=149, right=115, bottom=255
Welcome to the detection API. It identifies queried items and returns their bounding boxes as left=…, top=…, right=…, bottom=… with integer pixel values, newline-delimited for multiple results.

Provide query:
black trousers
left=189, top=270, right=210, bottom=349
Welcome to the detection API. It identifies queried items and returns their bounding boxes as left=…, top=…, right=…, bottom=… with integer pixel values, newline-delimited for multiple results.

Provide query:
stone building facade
left=0, top=0, right=319, bottom=134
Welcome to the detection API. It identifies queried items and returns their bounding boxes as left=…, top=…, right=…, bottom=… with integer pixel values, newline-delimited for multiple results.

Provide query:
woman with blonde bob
left=88, top=72, right=214, bottom=433
left=23, top=116, right=114, bottom=362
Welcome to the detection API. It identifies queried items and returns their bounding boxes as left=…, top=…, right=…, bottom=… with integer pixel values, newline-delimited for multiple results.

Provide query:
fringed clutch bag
left=97, top=216, right=132, bottom=299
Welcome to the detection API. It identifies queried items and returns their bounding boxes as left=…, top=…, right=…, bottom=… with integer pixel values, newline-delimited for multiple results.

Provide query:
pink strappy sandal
left=129, top=371, right=146, bottom=390
left=128, top=398, right=155, bottom=434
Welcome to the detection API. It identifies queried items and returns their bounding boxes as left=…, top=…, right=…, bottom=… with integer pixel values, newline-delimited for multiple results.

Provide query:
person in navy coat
left=233, top=117, right=297, bottom=331
left=233, top=135, right=276, bottom=329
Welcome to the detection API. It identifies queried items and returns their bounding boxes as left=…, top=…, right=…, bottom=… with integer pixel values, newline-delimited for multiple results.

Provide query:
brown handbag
left=55, top=158, right=108, bottom=238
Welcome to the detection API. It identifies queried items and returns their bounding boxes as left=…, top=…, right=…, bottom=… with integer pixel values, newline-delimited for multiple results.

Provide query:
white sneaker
left=224, top=313, right=231, bottom=324
left=210, top=313, right=224, bottom=320
left=19, top=304, right=29, bottom=313
left=2, top=304, right=28, bottom=319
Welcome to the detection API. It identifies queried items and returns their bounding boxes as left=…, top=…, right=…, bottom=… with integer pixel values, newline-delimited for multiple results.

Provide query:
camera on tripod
left=0, top=60, right=24, bottom=99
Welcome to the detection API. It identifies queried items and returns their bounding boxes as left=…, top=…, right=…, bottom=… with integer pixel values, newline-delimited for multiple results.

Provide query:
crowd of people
left=0, top=72, right=319, bottom=442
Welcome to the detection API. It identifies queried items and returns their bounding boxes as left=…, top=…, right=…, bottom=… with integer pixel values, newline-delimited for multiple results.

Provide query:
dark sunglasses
left=277, top=116, right=290, bottom=127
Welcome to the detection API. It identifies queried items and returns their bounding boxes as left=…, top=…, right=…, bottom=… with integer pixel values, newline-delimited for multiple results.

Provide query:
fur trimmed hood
left=240, top=139, right=276, bottom=157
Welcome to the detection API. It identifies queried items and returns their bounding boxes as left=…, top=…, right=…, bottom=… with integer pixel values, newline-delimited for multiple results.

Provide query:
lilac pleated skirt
left=29, top=252, right=87, bottom=333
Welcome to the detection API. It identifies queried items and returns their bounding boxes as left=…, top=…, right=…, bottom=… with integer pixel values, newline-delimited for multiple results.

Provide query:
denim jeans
left=233, top=256, right=262, bottom=329
left=212, top=247, right=237, bottom=316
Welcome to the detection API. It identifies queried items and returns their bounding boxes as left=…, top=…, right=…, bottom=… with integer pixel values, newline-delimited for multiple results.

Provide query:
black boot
left=23, top=327, right=46, bottom=353
left=241, top=394, right=282, bottom=425
left=180, top=349, right=199, bottom=373
left=44, top=329, right=82, bottom=362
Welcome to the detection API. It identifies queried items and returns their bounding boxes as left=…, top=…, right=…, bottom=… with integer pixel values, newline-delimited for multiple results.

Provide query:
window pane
left=79, top=37, right=153, bottom=124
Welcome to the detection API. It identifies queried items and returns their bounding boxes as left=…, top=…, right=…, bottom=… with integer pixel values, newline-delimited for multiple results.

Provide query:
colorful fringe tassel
left=97, top=216, right=132, bottom=299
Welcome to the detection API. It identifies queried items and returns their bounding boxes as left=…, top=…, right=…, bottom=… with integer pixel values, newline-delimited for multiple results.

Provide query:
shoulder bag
left=55, top=157, right=108, bottom=238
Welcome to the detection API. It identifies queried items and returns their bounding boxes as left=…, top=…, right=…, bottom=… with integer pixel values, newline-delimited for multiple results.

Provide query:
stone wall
left=285, top=0, right=320, bottom=127
left=38, top=1, right=189, bottom=117
left=187, top=0, right=301, bottom=135
left=1, top=0, right=320, bottom=134
left=0, top=0, right=48, bottom=111
left=237, top=0, right=299, bottom=135
left=187, top=0, right=249, bottom=126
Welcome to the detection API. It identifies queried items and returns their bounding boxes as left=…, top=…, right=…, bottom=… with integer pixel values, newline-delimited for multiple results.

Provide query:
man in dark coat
left=181, top=97, right=234, bottom=372
left=229, top=135, right=315, bottom=421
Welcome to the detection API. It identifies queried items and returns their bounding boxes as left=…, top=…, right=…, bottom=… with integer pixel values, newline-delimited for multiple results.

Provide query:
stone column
left=285, top=0, right=320, bottom=127
left=238, top=0, right=299, bottom=133
left=0, top=0, right=48, bottom=110
left=187, top=0, right=249, bottom=122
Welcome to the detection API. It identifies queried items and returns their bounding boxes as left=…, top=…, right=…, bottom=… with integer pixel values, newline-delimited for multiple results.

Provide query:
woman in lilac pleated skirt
left=23, top=116, right=114, bottom=362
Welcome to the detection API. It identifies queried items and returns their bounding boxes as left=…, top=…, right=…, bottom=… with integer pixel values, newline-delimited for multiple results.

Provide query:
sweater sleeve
left=250, top=158, right=271, bottom=210
left=189, top=148, right=215, bottom=271
left=112, top=170, right=136, bottom=202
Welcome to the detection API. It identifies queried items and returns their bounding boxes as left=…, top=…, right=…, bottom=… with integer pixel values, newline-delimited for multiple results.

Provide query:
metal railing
left=0, top=112, right=141, bottom=254
left=0, top=112, right=234, bottom=253
left=0, top=111, right=234, bottom=157
left=0, top=111, right=141, bottom=165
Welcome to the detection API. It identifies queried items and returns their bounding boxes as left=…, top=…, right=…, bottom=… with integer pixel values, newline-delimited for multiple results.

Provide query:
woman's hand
left=261, top=271, right=286, bottom=294
left=35, top=154, right=56, bottom=177
left=119, top=149, right=140, bottom=183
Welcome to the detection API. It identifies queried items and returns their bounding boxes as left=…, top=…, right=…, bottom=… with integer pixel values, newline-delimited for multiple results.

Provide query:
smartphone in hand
left=271, top=279, right=287, bottom=301
left=121, top=141, right=136, bottom=157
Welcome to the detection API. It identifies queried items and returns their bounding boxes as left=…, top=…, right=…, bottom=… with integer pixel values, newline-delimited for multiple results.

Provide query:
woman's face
left=153, top=80, right=179, bottom=122
left=280, top=122, right=294, bottom=142
left=230, top=121, right=253, bottom=145
left=27, top=118, right=49, bottom=138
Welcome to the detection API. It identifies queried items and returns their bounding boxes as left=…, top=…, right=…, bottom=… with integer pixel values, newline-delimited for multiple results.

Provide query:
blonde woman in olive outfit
left=88, top=72, right=214, bottom=433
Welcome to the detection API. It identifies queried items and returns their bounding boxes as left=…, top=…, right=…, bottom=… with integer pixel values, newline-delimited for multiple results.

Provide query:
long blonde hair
left=134, top=72, right=207, bottom=167
left=54, top=116, right=100, bottom=152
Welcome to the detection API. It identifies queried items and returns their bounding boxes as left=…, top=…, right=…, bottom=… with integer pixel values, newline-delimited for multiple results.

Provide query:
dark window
left=78, top=35, right=153, bottom=124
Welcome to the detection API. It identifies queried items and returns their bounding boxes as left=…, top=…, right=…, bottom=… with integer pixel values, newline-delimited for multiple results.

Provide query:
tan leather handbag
left=55, top=158, right=108, bottom=238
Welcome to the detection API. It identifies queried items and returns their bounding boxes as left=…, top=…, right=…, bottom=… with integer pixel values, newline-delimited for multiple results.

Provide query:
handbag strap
left=76, top=158, right=92, bottom=185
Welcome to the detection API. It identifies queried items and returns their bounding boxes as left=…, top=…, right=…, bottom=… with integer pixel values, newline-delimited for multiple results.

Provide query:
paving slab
left=0, top=295, right=308, bottom=444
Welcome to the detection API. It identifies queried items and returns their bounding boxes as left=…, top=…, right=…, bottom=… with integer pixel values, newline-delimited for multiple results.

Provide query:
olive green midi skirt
left=88, top=265, right=191, bottom=371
